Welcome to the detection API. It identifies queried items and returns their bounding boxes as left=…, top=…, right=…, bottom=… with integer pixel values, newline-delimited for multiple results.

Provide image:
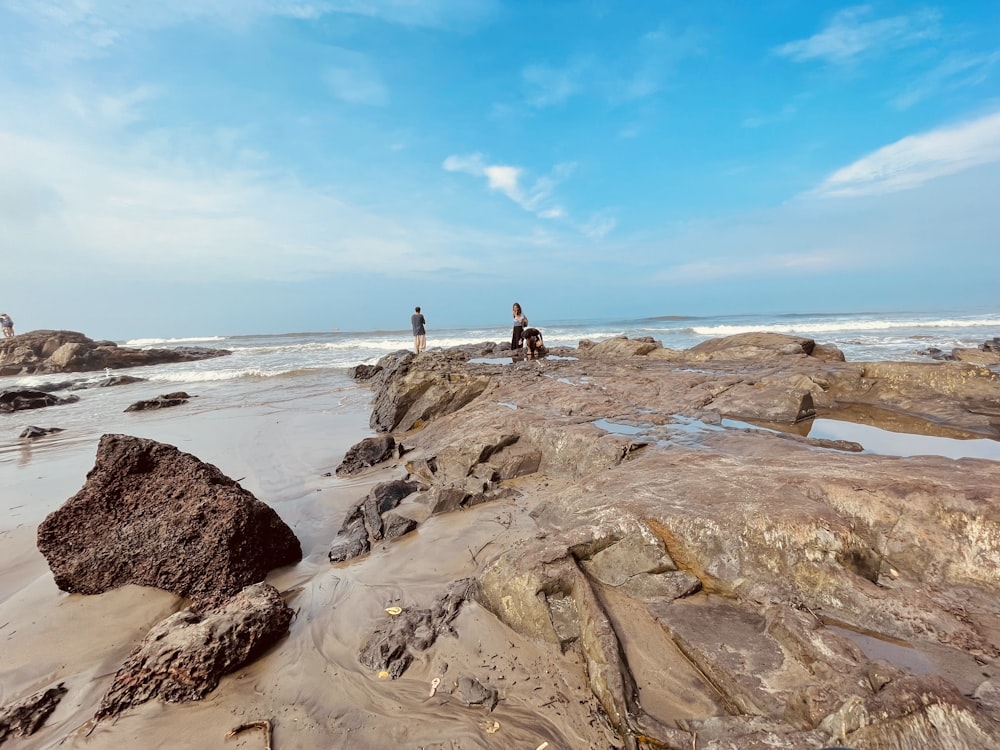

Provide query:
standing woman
left=511, top=302, right=528, bottom=350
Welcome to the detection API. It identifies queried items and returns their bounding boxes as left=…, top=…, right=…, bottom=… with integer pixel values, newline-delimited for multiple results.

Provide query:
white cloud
left=775, top=6, right=940, bottom=65
left=443, top=153, right=572, bottom=222
left=0, top=128, right=483, bottom=281
left=814, top=110, right=1000, bottom=197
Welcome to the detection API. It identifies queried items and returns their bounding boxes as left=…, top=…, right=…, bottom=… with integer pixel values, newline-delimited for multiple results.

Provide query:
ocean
left=2, top=308, right=999, bottom=467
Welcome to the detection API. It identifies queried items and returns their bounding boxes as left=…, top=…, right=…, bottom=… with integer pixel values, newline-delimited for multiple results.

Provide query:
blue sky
left=1, top=1, right=999, bottom=338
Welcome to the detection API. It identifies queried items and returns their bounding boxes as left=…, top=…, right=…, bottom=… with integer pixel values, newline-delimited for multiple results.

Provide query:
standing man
left=0, top=313, right=13, bottom=337
left=411, top=306, right=426, bottom=354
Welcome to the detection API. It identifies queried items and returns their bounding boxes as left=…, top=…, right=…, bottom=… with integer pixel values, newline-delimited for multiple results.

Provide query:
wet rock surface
left=344, top=332, right=1000, bottom=749
left=123, top=391, right=191, bottom=411
left=358, top=579, right=475, bottom=679
left=0, top=389, right=79, bottom=412
left=94, top=583, right=293, bottom=721
left=0, top=330, right=230, bottom=376
left=37, top=433, right=302, bottom=606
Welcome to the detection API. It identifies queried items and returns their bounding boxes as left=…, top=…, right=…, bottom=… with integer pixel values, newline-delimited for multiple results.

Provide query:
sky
left=1, top=0, right=999, bottom=339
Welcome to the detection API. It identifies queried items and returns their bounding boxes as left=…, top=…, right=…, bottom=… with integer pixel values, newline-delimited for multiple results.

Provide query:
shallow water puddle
left=824, top=621, right=935, bottom=675
left=722, top=411, right=1000, bottom=461
left=808, top=418, right=1000, bottom=460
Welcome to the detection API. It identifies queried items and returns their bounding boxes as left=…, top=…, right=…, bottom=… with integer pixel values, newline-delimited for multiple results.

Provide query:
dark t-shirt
left=411, top=313, right=426, bottom=336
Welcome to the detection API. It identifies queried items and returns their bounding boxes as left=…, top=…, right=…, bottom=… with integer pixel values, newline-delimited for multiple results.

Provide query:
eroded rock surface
left=0, top=684, right=67, bottom=744
left=347, top=333, right=1000, bottom=749
left=37, top=434, right=302, bottom=606
left=123, top=391, right=191, bottom=412
left=95, top=583, right=292, bottom=721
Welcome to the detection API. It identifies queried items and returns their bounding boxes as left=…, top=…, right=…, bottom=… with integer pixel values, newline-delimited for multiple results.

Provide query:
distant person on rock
left=411, top=306, right=426, bottom=354
left=0, top=313, right=13, bottom=337
left=523, top=327, right=544, bottom=358
left=511, top=302, right=528, bottom=350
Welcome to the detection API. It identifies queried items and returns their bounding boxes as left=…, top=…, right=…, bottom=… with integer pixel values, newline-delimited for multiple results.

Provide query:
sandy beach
left=1, top=370, right=614, bottom=749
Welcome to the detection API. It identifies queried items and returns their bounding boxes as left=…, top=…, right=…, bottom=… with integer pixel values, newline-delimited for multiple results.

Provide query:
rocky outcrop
left=0, top=389, right=79, bottom=412
left=37, top=434, right=301, bottom=606
left=348, top=335, right=1000, bottom=749
left=336, top=435, right=396, bottom=476
left=19, top=426, right=64, bottom=439
left=95, top=583, right=292, bottom=721
left=329, top=479, right=423, bottom=562
left=0, top=330, right=230, bottom=376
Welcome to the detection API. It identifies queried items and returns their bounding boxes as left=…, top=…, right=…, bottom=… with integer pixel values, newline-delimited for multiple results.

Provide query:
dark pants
left=511, top=325, right=523, bottom=350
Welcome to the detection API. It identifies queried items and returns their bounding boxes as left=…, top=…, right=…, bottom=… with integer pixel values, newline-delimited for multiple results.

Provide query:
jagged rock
left=37, top=434, right=301, bottom=606
left=369, top=355, right=491, bottom=432
left=0, top=389, right=79, bottom=412
left=18, top=426, right=64, bottom=439
left=685, top=331, right=843, bottom=361
left=124, top=391, right=190, bottom=412
left=0, top=330, right=230, bottom=376
left=350, top=364, right=383, bottom=380
left=454, top=677, right=498, bottom=711
left=328, top=480, right=422, bottom=562
left=95, top=583, right=292, bottom=721
left=0, top=683, right=67, bottom=742
left=336, top=435, right=396, bottom=476
left=358, top=580, right=474, bottom=679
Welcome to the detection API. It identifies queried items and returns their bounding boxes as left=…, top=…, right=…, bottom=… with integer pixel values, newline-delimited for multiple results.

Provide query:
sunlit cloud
left=813, top=110, right=1000, bottom=197
left=442, top=153, right=573, bottom=222
left=774, top=6, right=940, bottom=65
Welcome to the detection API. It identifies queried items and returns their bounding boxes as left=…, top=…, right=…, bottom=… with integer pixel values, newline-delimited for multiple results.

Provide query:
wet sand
left=1, top=380, right=614, bottom=749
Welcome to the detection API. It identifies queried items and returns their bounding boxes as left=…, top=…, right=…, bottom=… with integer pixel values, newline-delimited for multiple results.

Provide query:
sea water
left=2, top=308, right=998, bottom=461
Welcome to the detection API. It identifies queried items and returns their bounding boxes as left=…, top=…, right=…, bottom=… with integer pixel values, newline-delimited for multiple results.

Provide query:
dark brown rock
left=19, top=425, right=64, bottom=439
left=0, top=329, right=230, bottom=376
left=95, top=583, right=292, bottom=721
left=358, top=579, right=474, bottom=679
left=336, top=435, right=396, bottom=476
left=124, top=391, right=191, bottom=412
left=328, top=480, right=422, bottom=562
left=0, top=389, right=79, bottom=412
left=37, top=434, right=301, bottom=606
left=0, top=683, right=67, bottom=742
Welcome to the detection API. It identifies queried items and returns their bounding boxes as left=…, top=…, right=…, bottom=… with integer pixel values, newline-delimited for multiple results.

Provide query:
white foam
left=124, top=335, right=228, bottom=347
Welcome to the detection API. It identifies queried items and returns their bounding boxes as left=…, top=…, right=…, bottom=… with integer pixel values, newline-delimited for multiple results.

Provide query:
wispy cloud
left=0, top=128, right=483, bottom=281
left=775, top=5, right=940, bottom=65
left=522, top=60, right=589, bottom=107
left=891, top=51, right=1000, bottom=109
left=656, top=251, right=844, bottom=283
left=442, top=153, right=573, bottom=220
left=6, top=0, right=498, bottom=61
left=323, top=50, right=388, bottom=106
left=519, top=24, right=702, bottom=109
left=813, top=110, right=1000, bottom=197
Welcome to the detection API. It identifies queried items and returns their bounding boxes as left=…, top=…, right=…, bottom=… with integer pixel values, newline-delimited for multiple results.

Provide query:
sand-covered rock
left=95, top=583, right=292, bottom=721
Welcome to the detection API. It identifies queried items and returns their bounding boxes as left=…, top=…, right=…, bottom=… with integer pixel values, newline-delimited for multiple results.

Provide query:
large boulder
left=0, top=389, right=79, bottom=412
left=37, top=434, right=302, bottom=606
